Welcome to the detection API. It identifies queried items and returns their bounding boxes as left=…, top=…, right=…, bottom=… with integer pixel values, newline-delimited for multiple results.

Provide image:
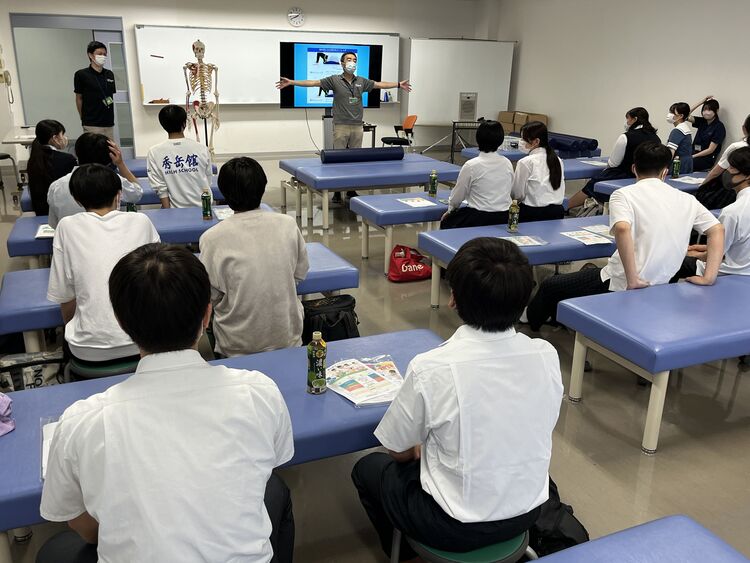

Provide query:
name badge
left=348, top=97, right=359, bottom=105
left=694, top=144, right=702, bottom=151
left=103, top=96, right=114, bottom=108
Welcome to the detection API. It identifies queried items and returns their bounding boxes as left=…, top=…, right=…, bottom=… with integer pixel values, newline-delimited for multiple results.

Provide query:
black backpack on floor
left=528, top=477, right=590, bottom=556
left=302, top=295, right=360, bottom=344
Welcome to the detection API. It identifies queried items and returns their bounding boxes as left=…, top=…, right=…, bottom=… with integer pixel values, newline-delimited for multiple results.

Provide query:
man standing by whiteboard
left=277, top=52, right=411, bottom=203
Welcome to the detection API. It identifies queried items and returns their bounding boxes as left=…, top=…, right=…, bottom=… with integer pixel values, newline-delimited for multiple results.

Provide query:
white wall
left=493, top=0, right=750, bottom=155
left=14, top=27, right=92, bottom=140
left=0, top=0, right=481, bottom=158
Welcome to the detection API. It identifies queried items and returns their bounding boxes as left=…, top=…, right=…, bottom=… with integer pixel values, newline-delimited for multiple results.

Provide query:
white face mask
left=702, top=110, right=715, bottom=120
left=666, top=113, right=676, bottom=125
left=94, top=54, right=107, bottom=66
left=344, top=62, right=356, bottom=73
left=624, top=121, right=631, bottom=132
left=519, top=140, right=532, bottom=154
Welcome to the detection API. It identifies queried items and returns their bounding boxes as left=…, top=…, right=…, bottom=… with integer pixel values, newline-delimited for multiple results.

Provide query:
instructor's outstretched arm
left=374, top=80, right=412, bottom=92
left=276, top=77, right=321, bottom=89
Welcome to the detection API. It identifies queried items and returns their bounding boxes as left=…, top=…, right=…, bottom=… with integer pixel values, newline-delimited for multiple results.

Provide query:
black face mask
left=722, top=170, right=748, bottom=191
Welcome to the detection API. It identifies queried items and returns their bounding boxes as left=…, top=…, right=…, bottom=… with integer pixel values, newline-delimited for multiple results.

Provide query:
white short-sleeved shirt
left=698, top=187, right=750, bottom=276
left=375, top=325, right=563, bottom=523
left=601, top=178, right=719, bottom=291
left=47, top=167, right=143, bottom=228
left=718, top=139, right=750, bottom=169
left=47, top=211, right=160, bottom=360
left=147, top=138, right=213, bottom=208
left=449, top=151, right=514, bottom=212
left=41, top=350, right=294, bottom=563
left=511, top=147, right=565, bottom=207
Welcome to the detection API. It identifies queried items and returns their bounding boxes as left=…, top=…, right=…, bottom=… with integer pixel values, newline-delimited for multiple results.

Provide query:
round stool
left=64, top=357, right=139, bottom=381
left=0, top=152, right=21, bottom=190
left=391, top=529, right=538, bottom=563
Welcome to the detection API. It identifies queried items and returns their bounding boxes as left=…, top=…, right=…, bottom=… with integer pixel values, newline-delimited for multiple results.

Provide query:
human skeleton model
left=183, top=40, right=219, bottom=157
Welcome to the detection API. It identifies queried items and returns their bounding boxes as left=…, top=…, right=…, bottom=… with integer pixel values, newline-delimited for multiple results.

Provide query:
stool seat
left=67, top=357, right=139, bottom=380
left=381, top=137, right=411, bottom=146
left=406, top=530, right=532, bottom=563
left=0, top=153, right=12, bottom=159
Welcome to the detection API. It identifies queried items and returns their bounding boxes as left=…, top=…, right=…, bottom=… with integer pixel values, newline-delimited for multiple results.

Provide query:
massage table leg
left=383, top=226, right=393, bottom=276
left=642, top=370, right=670, bottom=454
left=430, top=258, right=440, bottom=308
left=361, top=219, right=370, bottom=259
left=322, top=191, right=329, bottom=230
left=568, top=332, right=588, bottom=402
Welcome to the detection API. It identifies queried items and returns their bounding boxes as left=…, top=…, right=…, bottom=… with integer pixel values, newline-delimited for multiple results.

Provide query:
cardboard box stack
left=498, top=111, right=548, bottom=133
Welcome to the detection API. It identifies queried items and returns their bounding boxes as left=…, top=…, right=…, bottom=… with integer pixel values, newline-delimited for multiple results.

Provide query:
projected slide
left=293, top=43, right=372, bottom=108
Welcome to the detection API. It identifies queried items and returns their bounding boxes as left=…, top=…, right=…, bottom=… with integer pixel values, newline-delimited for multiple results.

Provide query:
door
left=93, top=30, right=134, bottom=159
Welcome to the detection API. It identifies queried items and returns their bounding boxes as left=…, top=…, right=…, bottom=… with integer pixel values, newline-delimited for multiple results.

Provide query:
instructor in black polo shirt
left=74, top=41, right=116, bottom=140
left=277, top=52, right=411, bottom=203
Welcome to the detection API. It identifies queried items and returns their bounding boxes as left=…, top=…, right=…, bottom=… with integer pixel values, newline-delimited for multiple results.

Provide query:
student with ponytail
left=27, top=119, right=77, bottom=215
left=511, top=121, right=565, bottom=222
left=567, top=107, right=660, bottom=209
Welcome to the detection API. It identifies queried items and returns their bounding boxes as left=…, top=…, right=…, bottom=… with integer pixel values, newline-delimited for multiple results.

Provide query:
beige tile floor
left=4, top=153, right=750, bottom=562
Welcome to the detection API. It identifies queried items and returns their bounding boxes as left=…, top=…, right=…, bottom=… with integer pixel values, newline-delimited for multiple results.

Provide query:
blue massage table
left=557, top=275, right=750, bottom=453
left=19, top=177, right=223, bottom=213
left=123, top=158, right=217, bottom=178
left=594, top=172, right=708, bottom=197
left=460, top=150, right=607, bottom=180
left=6, top=204, right=274, bottom=263
left=0, top=329, right=442, bottom=535
left=0, top=242, right=358, bottom=353
left=537, top=515, right=748, bottom=562
left=349, top=190, right=451, bottom=275
left=418, top=216, right=615, bottom=307
left=278, top=153, right=461, bottom=230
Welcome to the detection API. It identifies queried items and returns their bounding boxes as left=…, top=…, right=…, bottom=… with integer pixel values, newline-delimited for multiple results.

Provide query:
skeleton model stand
left=184, top=40, right=219, bottom=158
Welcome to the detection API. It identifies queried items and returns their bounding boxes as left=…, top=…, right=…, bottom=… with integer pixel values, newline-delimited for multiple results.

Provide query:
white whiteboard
left=407, top=39, right=514, bottom=126
left=134, top=25, right=400, bottom=105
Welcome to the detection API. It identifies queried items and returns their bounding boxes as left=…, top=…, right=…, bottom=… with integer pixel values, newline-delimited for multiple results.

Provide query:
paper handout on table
left=42, top=420, right=60, bottom=479
left=671, top=176, right=705, bottom=185
left=578, top=159, right=608, bottom=167
left=561, top=230, right=613, bottom=245
left=499, top=235, right=548, bottom=247
left=397, top=197, right=438, bottom=208
left=35, top=224, right=55, bottom=239
left=326, top=358, right=403, bottom=407
left=582, top=224, right=613, bottom=238
left=213, top=207, right=234, bottom=221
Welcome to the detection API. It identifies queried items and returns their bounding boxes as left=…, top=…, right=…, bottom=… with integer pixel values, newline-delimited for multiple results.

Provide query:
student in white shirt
left=567, top=107, right=660, bottom=209
left=526, top=142, right=724, bottom=331
left=352, top=237, right=563, bottom=560
left=47, top=164, right=160, bottom=367
left=700, top=114, right=750, bottom=187
left=38, top=244, right=295, bottom=563
left=512, top=121, right=566, bottom=222
left=673, top=147, right=750, bottom=280
left=200, top=157, right=309, bottom=357
left=47, top=133, right=142, bottom=227
left=440, top=120, right=514, bottom=229
left=147, top=104, right=213, bottom=208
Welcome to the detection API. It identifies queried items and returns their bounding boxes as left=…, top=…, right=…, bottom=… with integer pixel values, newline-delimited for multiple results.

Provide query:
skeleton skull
left=192, top=40, right=205, bottom=60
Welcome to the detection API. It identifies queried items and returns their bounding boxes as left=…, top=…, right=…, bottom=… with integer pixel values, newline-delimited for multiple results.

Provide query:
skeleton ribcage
left=187, top=63, right=217, bottom=119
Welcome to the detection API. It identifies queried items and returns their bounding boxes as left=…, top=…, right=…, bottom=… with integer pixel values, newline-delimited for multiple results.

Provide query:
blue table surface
left=279, top=154, right=461, bottom=190
left=0, top=329, right=443, bottom=531
left=557, top=274, right=750, bottom=374
left=349, top=190, right=452, bottom=226
left=124, top=158, right=218, bottom=178
left=460, top=150, right=608, bottom=179
left=418, top=215, right=615, bottom=266
left=20, top=177, right=222, bottom=213
left=0, top=242, right=358, bottom=336
left=537, top=515, right=748, bottom=562
left=460, top=147, right=527, bottom=162
left=7, top=204, right=273, bottom=257
left=594, top=172, right=708, bottom=196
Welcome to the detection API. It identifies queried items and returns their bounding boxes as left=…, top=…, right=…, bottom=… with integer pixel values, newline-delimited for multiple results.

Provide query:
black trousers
left=440, top=206, right=510, bottom=229
left=526, top=267, right=610, bottom=331
left=351, top=452, right=541, bottom=561
left=35, top=473, right=295, bottom=563
left=669, top=256, right=699, bottom=283
left=519, top=203, right=565, bottom=223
